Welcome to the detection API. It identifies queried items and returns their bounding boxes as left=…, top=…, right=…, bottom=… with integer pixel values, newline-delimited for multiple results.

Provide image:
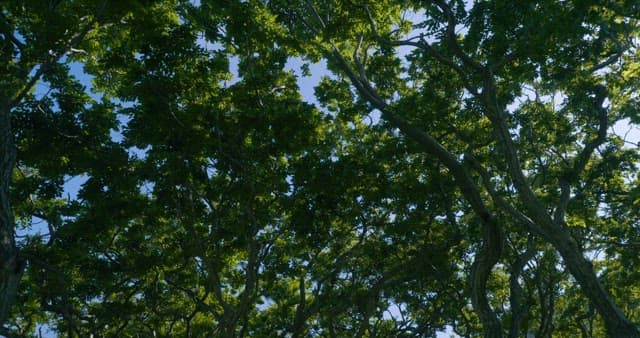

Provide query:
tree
left=0, top=0, right=119, bottom=328
left=2, top=0, right=640, bottom=336
left=258, top=0, right=640, bottom=335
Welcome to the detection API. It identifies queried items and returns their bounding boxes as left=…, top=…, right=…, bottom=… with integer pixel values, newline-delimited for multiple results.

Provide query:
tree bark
left=0, top=101, right=22, bottom=327
left=547, top=228, right=639, bottom=336
left=508, top=236, right=535, bottom=338
left=479, top=76, right=640, bottom=337
left=470, top=218, right=504, bottom=338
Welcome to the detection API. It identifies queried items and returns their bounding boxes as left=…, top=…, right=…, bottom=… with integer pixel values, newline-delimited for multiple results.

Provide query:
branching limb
left=0, top=12, right=26, bottom=54
left=555, top=85, right=608, bottom=224
left=507, top=235, right=536, bottom=338
left=433, top=0, right=484, bottom=71
left=465, top=153, right=545, bottom=237
left=589, top=24, right=630, bottom=73
left=9, top=22, right=95, bottom=109
left=330, top=43, right=504, bottom=338
left=479, top=73, right=554, bottom=226
left=8, top=0, right=108, bottom=110
left=298, top=2, right=640, bottom=335
left=474, top=69, right=635, bottom=335
left=304, top=0, right=326, bottom=30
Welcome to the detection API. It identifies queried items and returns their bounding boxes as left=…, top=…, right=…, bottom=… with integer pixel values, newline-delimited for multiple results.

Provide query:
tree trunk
left=470, top=217, right=503, bottom=338
left=0, top=103, right=22, bottom=327
left=508, top=236, right=535, bottom=338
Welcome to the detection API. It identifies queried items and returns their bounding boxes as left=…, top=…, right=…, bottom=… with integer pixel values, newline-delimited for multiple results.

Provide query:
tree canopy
left=2, top=0, right=640, bottom=337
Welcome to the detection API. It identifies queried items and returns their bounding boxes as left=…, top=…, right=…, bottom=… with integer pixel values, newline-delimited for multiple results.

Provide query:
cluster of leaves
left=3, top=0, right=640, bottom=337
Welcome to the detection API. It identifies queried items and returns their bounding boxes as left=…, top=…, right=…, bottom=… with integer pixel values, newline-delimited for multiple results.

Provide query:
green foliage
left=3, top=0, right=640, bottom=336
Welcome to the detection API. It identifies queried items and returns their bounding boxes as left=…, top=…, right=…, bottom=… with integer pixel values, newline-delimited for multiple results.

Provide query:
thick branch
left=465, top=152, right=544, bottom=236
left=330, top=46, right=503, bottom=337
left=292, top=276, right=307, bottom=338
left=433, top=0, right=484, bottom=72
left=555, top=86, right=608, bottom=224
left=0, top=95, right=21, bottom=328
left=508, top=235, right=536, bottom=338
left=302, top=3, right=638, bottom=334
left=9, top=23, right=95, bottom=109
left=479, top=67, right=639, bottom=337
left=0, top=12, right=25, bottom=52
left=479, top=74, right=554, bottom=227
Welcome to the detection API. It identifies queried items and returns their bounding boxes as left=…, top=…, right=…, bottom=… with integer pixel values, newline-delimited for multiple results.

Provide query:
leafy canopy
left=2, top=0, right=640, bottom=337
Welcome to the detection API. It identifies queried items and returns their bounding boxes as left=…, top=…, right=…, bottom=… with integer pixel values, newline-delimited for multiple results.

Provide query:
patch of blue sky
left=63, top=173, right=89, bottom=201
left=285, top=57, right=327, bottom=104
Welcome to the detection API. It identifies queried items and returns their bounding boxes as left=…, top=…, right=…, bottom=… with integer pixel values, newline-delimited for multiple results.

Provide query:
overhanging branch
left=555, top=85, right=608, bottom=223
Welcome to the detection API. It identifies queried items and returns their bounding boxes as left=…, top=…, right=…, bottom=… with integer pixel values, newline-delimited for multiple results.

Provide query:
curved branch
left=0, top=12, right=25, bottom=54
left=479, top=74, right=553, bottom=226
left=465, top=153, right=544, bottom=236
left=433, top=0, right=484, bottom=72
left=507, top=235, right=536, bottom=338
left=555, top=85, right=608, bottom=224
left=8, top=19, right=98, bottom=110
left=330, top=46, right=504, bottom=337
left=479, top=64, right=639, bottom=338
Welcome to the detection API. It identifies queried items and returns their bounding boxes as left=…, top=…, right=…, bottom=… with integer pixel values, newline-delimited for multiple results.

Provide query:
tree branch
left=304, top=0, right=326, bottom=30
left=357, top=3, right=480, bottom=96
left=329, top=45, right=504, bottom=337
left=507, top=235, right=536, bottom=338
left=555, top=85, right=608, bottom=224
left=0, top=12, right=25, bottom=52
left=465, top=152, right=544, bottom=236
left=588, top=24, right=629, bottom=73
left=433, top=0, right=484, bottom=72
left=9, top=22, right=96, bottom=110
left=478, top=71, right=556, bottom=230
